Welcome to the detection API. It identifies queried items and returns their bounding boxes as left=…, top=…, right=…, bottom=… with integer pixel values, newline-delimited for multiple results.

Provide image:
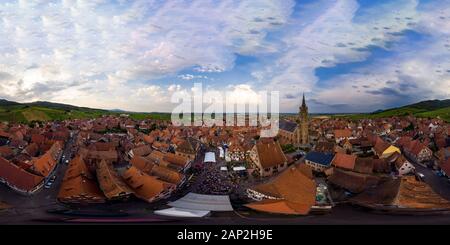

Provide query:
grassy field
left=339, top=106, right=450, bottom=122
left=0, top=102, right=171, bottom=123
left=416, top=107, right=450, bottom=122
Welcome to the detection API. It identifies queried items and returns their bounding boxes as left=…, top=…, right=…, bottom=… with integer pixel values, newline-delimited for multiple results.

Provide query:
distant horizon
left=0, top=1, right=449, bottom=113
left=2, top=96, right=449, bottom=115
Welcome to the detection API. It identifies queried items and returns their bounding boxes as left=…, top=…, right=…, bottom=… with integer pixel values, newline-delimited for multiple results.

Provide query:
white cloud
left=178, top=74, right=208, bottom=80
left=0, top=0, right=294, bottom=111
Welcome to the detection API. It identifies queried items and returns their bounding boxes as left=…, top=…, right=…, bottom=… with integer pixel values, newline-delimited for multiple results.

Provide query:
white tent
left=233, top=166, right=246, bottom=171
left=220, top=166, right=228, bottom=171
left=168, top=192, right=234, bottom=211
left=154, top=207, right=210, bottom=218
left=204, top=152, right=216, bottom=163
left=218, top=147, right=225, bottom=158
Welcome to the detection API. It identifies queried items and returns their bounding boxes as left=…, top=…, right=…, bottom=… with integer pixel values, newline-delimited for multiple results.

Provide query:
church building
left=278, top=94, right=309, bottom=146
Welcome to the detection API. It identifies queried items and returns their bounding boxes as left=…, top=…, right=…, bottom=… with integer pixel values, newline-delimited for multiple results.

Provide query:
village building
left=0, top=156, right=44, bottom=194
left=352, top=176, right=450, bottom=212
left=249, top=139, right=288, bottom=177
left=328, top=168, right=380, bottom=194
left=386, top=152, right=415, bottom=176
left=304, top=151, right=334, bottom=172
left=120, top=165, right=175, bottom=203
left=128, top=144, right=152, bottom=158
left=373, top=138, right=401, bottom=158
left=131, top=156, right=185, bottom=186
left=58, top=156, right=105, bottom=204
left=96, top=160, right=134, bottom=200
left=245, top=164, right=317, bottom=215
left=278, top=94, right=309, bottom=146
left=314, top=141, right=335, bottom=154
left=403, top=140, right=433, bottom=164
left=331, top=152, right=357, bottom=171
left=175, top=137, right=199, bottom=161
left=333, top=129, right=353, bottom=143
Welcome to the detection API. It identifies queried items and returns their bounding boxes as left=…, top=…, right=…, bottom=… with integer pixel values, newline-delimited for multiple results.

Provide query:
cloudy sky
left=0, top=0, right=449, bottom=113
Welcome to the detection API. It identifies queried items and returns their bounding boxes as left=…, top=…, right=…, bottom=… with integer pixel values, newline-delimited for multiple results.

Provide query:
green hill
left=0, top=99, right=170, bottom=123
left=344, top=99, right=450, bottom=122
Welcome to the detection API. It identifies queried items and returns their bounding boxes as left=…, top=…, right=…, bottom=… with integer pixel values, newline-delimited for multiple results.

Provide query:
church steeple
left=302, top=93, right=306, bottom=107
left=298, top=92, right=309, bottom=145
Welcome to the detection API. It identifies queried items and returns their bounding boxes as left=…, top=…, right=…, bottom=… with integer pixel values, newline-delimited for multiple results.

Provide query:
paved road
left=0, top=132, right=77, bottom=222
left=408, top=158, right=450, bottom=201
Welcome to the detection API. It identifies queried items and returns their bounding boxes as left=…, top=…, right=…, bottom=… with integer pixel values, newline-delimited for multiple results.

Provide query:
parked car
left=416, top=172, right=425, bottom=181
left=44, top=182, right=52, bottom=189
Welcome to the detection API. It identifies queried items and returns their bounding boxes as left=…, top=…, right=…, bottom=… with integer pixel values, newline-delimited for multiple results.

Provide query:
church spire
left=302, top=93, right=306, bottom=107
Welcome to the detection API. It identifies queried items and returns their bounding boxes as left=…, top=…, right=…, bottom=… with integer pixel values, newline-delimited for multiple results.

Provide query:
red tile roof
left=254, top=139, right=287, bottom=169
left=0, top=156, right=44, bottom=192
left=247, top=164, right=316, bottom=215
left=332, top=153, right=357, bottom=170
left=29, top=142, right=61, bottom=177
left=334, top=129, right=352, bottom=138
left=122, top=166, right=175, bottom=203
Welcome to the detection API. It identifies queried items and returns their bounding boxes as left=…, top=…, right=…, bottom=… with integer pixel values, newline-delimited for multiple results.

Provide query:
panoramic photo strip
left=0, top=0, right=450, bottom=241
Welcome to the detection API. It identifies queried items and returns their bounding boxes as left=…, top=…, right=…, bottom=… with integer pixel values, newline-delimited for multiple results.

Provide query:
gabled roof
left=131, top=156, right=184, bottom=185
left=176, top=138, right=198, bottom=154
left=63, top=156, right=94, bottom=181
left=354, top=157, right=374, bottom=174
left=314, top=141, right=335, bottom=153
left=0, top=156, right=44, bottom=192
left=353, top=176, right=450, bottom=210
left=255, top=139, right=287, bottom=169
left=29, top=142, right=61, bottom=178
left=122, top=166, right=174, bottom=202
left=57, top=175, right=105, bottom=204
left=96, top=160, right=134, bottom=200
left=332, top=153, right=357, bottom=170
left=279, top=120, right=298, bottom=133
left=373, top=139, right=391, bottom=156
left=334, top=129, right=352, bottom=138
left=131, top=145, right=152, bottom=157
left=163, top=152, right=189, bottom=168
left=245, top=199, right=311, bottom=215
left=328, top=168, right=380, bottom=193
left=405, top=140, right=431, bottom=156
left=304, top=151, right=334, bottom=166
left=246, top=164, right=316, bottom=215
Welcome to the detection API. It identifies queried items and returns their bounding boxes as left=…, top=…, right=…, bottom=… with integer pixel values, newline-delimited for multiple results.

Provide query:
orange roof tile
left=334, top=129, right=352, bottom=138
left=96, top=160, right=134, bottom=200
left=0, top=156, right=44, bottom=192
left=254, top=139, right=287, bottom=169
left=248, top=164, right=316, bottom=215
left=29, top=142, right=61, bottom=177
left=332, top=153, right=357, bottom=170
left=57, top=175, right=105, bottom=204
left=122, top=166, right=175, bottom=203
left=163, top=152, right=189, bottom=168
left=245, top=199, right=311, bottom=215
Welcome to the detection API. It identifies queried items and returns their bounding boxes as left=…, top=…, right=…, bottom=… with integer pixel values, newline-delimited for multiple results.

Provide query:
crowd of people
left=192, top=162, right=242, bottom=195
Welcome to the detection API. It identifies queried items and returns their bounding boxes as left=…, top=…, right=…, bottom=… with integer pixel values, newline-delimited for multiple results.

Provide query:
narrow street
left=410, top=160, right=450, bottom=201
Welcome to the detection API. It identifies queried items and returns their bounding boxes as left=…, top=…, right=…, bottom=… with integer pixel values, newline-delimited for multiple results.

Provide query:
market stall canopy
left=168, top=192, right=233, bottom=211
left=154, top=207, right=210, bottom=218
left=233, top=166, right=246, bottom=171
left=204, top=152, right=216, bottom=163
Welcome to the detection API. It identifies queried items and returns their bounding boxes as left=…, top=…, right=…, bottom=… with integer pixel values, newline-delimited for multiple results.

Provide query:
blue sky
left=0, top=0, right=449, bottom=113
